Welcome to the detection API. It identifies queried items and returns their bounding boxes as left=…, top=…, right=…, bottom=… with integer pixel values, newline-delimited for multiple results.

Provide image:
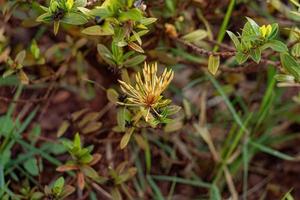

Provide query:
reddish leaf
left=56, top=164, right=79, bottom=172
left=77, top=172, right=85, bottom=190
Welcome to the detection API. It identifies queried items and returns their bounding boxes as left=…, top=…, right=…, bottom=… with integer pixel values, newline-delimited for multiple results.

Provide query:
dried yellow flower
left=118, top=62, right=174, bottom=121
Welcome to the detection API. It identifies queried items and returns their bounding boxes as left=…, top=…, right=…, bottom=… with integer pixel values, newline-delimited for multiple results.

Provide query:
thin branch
left=204, top=39, right=236, bottom=51
left=173, top=36, right=282, bottom=73
left=174, top=37, right=236, bottom=58
left=0, top=96, right=47, bottom=104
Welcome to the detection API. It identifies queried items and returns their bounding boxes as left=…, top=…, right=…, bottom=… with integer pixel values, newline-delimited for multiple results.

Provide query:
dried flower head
left=118, top=62, right=174, bottom=121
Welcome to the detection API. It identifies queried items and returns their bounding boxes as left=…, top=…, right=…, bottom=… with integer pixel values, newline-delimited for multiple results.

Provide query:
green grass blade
left=146, top=175, right=164, bottom=200
left=1, top=85, right=23, bottom=134
left=0, top=164, right=4, bottom=196
left=151, top=175, right=211, bottom=188
left=134, top=151, right=146, bottom=190
left=16, top=139, right=62, bottom=166
left=281, top=189, right=295, bottom=200
left=242, top=137, right=249, bottom=200
left=213, top=0, right=235, bottom=52
left=249, top=139, right=297, bottom=161
left=210, top=184, right=222, bottom=200
left=207, top=73, right=246, bottom=131
left=256, top=69, right=276, bottom=127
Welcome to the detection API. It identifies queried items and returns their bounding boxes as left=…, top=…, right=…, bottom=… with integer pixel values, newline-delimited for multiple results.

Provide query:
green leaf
left=264, top=40, right=288, bottom=52
left=113, top=27, right=126, bottom=43
left=31, top=192, right=44, bottom=199
left=120, top=128, right=134, bottom=149
left=74, top=133, right=81, bottom=149
left=40, top=5, right=49, bottom=12
left=30, top=40, right=40, bottom=59
left=129, top=30, right=149, bottom=42
left=61, top=12, right=88, bottom=25
left=118, top=8, right=143, bottom=22
left=132, top=30, right=142, bottom=45
left=182, top=29, right=208, bottom=43
left=97, top=44, right=112, bottom=56
left=82, top=122, right=102, bottom=134
left=90, top=7, right=112, bottom=18
left=227, top=31, right=240, bottom=48
left=106, top=88, right=119, bottom=103
left=53, top=21, right=60, bottom=35
left=53, top=177, right=65, bottom=195
left=57, top=120, right=70, bottom=137
left=111, top=43, right=123, bottom=64
left=292, top=43, right=300, bottom=57
left=42, top=141, right=67, bottom=155
left=235, top=51, right=249, bottom=64
left=123, top=55, right=146, bottom=67
left=280, top=53, right=300, bottom=81
left=3, top=69, right=15, bottom=78
left=36, top=12, right=52, bottom=22
left=23, top=158, right=39, bottom=176
left=50, top=0, right=59, bottom=13
left=78, top=7, right=92, bottom=17
left=97, top=44, right=116, bottom=67
left=165, top=0, right=175, bottom=12
left=268, top=23, right=279, bottom=40
left=274, top=74, right=295, bottom=83
left=15, top=50, right=26, bottom=64
left=139, top=17, right=157, bottom=26
left=82, top=23, right=114, bottom=36
left=249, top=48, right=261, bottom=63
left=208, top=55, right=220, bottom=75
left=245, top=17, right=260, bottom=35
left=80, top=153, right=94, bottom=164
left=242, top=22, right=257, bottom=40
left=290, top=11, right=300, bottom=21
left=128, top=42, right=144, bottom=53
left=81, top=165, right=105, bottom=183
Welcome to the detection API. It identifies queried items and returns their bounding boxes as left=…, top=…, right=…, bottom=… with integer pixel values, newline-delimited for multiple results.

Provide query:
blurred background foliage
left=1, top=0, right=300, bottom=199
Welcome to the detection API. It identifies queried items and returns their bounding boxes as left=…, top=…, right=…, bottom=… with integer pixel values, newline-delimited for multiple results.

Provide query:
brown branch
left=0, top=96, right=48, bottom=104
left=172, top=36, right=284, bottom=73
left=220, top=63, right=265, bottom=73
left=219, top=59, right=280, bottom=73
left=204, top=39, right=236, bottom=51
left=174, top=37, right=236, bottom=58
left=181, top=58, right=280, bottom=74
